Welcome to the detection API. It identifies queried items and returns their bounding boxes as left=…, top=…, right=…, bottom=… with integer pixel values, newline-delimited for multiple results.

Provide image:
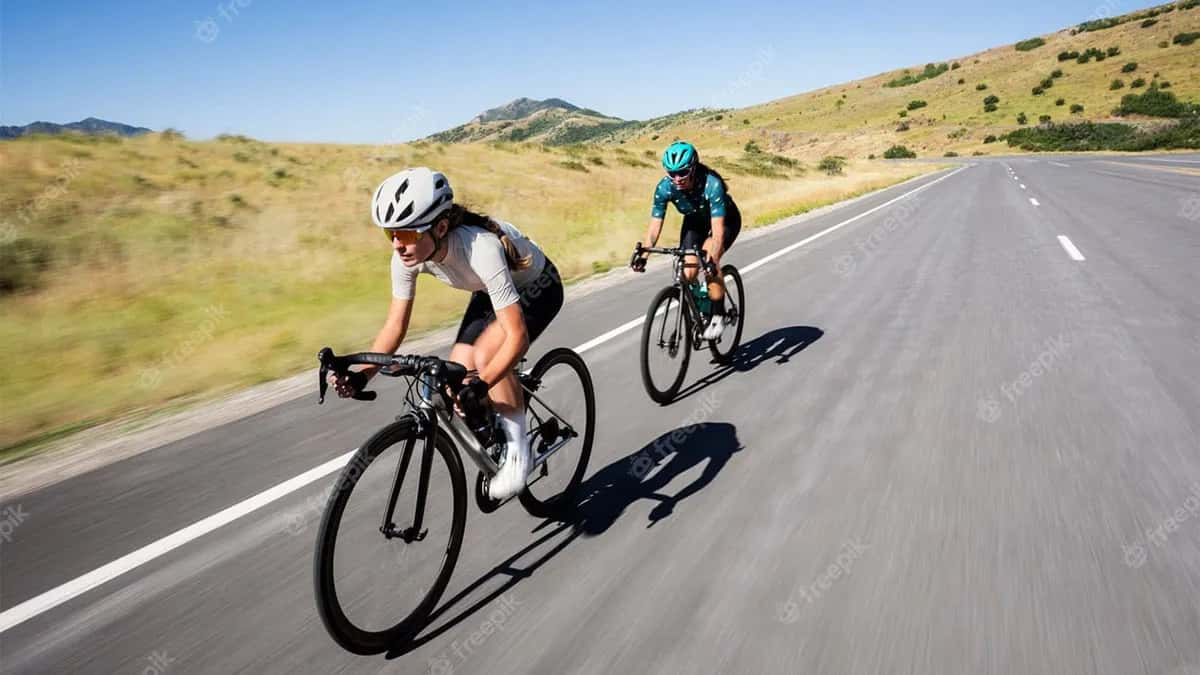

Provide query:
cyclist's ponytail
left=447, top=204, right=533, bottom=271
left=698, top=163, right=730, bottom=190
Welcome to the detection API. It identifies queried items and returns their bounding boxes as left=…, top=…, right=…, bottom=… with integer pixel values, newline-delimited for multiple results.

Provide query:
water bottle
left=693, top=283, right=711, bottom=314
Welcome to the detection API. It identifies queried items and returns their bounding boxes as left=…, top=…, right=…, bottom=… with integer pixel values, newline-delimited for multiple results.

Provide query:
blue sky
left=1, top=0, right=1149, bottom=143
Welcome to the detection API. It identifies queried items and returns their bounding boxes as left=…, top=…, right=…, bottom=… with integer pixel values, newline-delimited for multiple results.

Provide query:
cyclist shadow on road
left=671, top=325, right=824, bottom=404
left=386, top=422, right=742, bottom=659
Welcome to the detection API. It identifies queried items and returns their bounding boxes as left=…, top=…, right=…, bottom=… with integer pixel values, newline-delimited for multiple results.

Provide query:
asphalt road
left=2, top=154, right=1199, bottom=674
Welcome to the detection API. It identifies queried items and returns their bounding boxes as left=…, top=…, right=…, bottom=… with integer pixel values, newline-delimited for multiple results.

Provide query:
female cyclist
left=328, top=167, right=563, bottom=500
left=631, top=141, right=741, bottom=340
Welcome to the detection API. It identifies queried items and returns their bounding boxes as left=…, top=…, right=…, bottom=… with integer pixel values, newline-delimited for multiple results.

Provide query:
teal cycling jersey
left=651, top=170, right=730, bottom=220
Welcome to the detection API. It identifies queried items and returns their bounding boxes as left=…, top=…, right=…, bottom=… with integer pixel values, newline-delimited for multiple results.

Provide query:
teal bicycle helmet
left=662, top=141, right=699, bottom=174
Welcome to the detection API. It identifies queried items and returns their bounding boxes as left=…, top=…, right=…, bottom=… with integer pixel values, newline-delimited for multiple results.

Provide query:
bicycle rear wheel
left=709, top=264, right=745, bottom=364
left=640, top=285, right=692, bottom=404
left=313, top=418, right=467, bottom=654
left=519, top=348, right=596, bottom=518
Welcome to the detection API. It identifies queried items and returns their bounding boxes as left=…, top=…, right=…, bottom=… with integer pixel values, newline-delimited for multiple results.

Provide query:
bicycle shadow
left=670, top=325, right=824, bottom=404
left=385, top=422, right=743, bottom=659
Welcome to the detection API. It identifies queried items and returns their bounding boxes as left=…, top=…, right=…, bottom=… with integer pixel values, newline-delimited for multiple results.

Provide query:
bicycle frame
left=378, top=367, right=578, bottom=539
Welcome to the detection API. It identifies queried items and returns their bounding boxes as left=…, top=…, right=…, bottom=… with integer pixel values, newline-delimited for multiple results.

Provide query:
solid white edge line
left=0, top=450, right=358, bottom=633
left=1030, top=198, right=1040, bottom=206
left=0, top=165, right=968, bottom=635
left=1057, top=235, right=1086, bottom=261
left=1050, top=162, right=1071, bottom=168
left=1128, top=158, right=1200, bottom=164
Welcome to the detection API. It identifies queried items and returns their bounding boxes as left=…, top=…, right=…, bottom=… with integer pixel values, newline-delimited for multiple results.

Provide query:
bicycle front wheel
left=640, top=285, right=692, bottom=404
left=709, top=264, right=745, bottom=364
left=519, top=348, right=595, bottom=518
left=313, top=418, right=467, bottom=654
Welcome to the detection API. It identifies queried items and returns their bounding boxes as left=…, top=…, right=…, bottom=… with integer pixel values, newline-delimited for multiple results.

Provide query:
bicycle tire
left=640, top=285, right=691, bottom=404
left=518, top=348, right=596, bottom=518
left=709, top=264, right=745, bottom=364
left=313, top=417, right=467, bottom=654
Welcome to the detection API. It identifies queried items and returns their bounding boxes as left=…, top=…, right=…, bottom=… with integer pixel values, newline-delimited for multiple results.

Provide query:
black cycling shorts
left=679, top=198, right=742, bottom=253
left=455, top=260, right=564, bottom=346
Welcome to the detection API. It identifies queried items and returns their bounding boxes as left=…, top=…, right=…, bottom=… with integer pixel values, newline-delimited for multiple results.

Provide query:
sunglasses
left=384, top=229, right=426, bottom=245
left=667, top=167, right=694, bottom=179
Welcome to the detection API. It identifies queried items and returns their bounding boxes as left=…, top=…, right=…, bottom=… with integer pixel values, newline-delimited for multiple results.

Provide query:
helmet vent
left=384, top=203, right=395, bottom=223
left=396, top=202, right=414, bottom=222
left=395, top=179, right=409, bottom=201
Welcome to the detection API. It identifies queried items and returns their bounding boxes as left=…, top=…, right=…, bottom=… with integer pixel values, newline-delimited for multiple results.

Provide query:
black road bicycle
left=312, top=346, right=595, bottom=654
left=634, top=243, right=745, bottom=404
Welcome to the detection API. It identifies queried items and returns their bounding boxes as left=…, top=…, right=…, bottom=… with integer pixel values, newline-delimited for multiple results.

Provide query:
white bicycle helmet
left=371, top=167, right=454, bottom=231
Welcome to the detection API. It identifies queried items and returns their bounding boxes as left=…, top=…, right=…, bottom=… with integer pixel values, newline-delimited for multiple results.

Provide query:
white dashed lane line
left=1030, top=198, right=1040, bottom=207
left=1057, top=235, right=1086, bottom=261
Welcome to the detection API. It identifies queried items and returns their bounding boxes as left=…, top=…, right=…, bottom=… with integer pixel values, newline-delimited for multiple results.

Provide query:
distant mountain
left=429, top=97, right=632, bottom=145
left=0, top=117, right=153, bottom=140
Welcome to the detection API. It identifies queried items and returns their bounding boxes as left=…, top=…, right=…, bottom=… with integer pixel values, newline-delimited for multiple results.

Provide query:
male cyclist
left=631, top=141, right=741, bottom=340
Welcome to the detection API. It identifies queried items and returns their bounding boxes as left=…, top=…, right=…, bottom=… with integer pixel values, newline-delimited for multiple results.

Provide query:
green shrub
left=1051, top=69, right=1064, bottom=79
left=1131, top=78, right=1147, bottom=88
left=1174, top=32, right=1200, bottom=45
left=1070, top=104, right=1085, bottom=114
left=743, top=119, right=750, bottom=125
left=885, top=63, right=950, bottom=87
left=1111, top=79, right=1126, bottom=90
left=1142, top=18, right=1159, bottom=27
left=1058, top=50, right=1080, bottom=62
left=1004, top=118, right=1200, bottom=151
left=818, top=155, right=847, bottom=175
left=1116, top=87, right=1200, bottom=117
left=957, top=78, right=966, bottom=85
left=1041, top=78, right=1055, bottom=89
left=868, top=154, right=876, bottom=160
left=1077, top=17, right=1121, bottom=32
left=1159, top=40, right=1170, bottom=48
left=1040, top=114, right=1053, bottom=123
left=983, top=94, right=1000, bottom=105
left=948, top=127, right=969, bottom=139
left=883, top=145, right=917, bottom=159
left=983, top=135, right=998, bottom=144
left=1015, top=37, right=1046, bottom=51
left=558, top=160, right=589, bottom=172
left=1121, top=62, right=1138, bottom=73
left=944, top=151, right=960, bottom=157
left=1032, top=86, right=1045, bottom=96
left=984, top=103, right=999, bottom=113
left=976, top=83, right=988, bottom=91
left=1017, top=112, right=1029, bottom=125
left=907, top=100, right=928, bottom=111
left=898, top=110, right=908, bottom=118
left=1056, top=98, right=1066, bottom=106
left=952, top=62, right=961, bottom=69
left=1160, top=80, right=1172, bottom=89
left=588, top=156, right=605, bottom=166
left=1107, top=46, right=1122, bottom=57
left=0, top=237, right=54, bottom=295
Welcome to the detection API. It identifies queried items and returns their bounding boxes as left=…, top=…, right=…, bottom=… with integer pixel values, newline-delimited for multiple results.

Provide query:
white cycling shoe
left=488, top=412, right=531, bottom=501
left=702, top=315, right=727, bottom=341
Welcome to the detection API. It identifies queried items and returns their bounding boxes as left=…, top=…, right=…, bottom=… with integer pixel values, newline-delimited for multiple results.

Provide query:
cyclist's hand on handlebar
left=454, top=376, right=490, bottom=417
left=328, top=369, right=369, bottom=399
left=630, top=249, right=647, bottom=273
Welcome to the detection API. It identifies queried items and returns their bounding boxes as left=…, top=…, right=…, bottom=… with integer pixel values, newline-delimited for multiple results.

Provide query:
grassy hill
left=631, top=0, right=1200, bottom=158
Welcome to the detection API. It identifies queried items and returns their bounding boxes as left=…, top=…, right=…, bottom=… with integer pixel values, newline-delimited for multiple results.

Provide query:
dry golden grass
left=0, top=133, right=930, bottom=452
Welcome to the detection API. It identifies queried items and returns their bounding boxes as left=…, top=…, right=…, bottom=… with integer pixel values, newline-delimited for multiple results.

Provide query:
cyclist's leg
left=448, top=290, right=494, bottom=373
left=703, top=202, right=742, bottom=311
left=679, top=215, right=708, bottom=285
left=470, top=259, right=565, bottom=414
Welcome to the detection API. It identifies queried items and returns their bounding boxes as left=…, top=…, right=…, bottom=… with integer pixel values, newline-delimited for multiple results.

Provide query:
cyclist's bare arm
left=643, top=217, right=665, bottom=249
left=707, top=215, right=726, bottom=264
left=331, top=296, right=412, bottom=397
